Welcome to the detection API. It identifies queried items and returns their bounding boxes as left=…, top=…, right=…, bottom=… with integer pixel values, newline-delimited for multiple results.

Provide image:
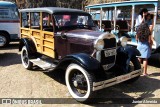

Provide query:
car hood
left=59, top=29, right=103, bottom=40
left=55, top=29, right=104, bottom=56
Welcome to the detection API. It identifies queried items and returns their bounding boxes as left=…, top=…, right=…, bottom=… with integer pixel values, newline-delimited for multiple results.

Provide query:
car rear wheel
left=65, top=63, right=95, bottom=103
left=21, top=46, right=33, bottom=70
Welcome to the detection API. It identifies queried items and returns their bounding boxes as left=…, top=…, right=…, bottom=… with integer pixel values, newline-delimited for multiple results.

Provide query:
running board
left=30, top=58, right=56, bottom=70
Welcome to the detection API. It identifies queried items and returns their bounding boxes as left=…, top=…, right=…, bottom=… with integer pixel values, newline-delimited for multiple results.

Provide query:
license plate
left=104, top=49, right=116, bottom=57
left=116, top=74, right=131, bottom=83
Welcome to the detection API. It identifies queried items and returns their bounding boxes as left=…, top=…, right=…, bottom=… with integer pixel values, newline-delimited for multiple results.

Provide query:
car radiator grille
left=103, top=38, right=116, bottom=49
left=98, top=38, right=117, bottom=70
left=100, top=50, right=116, bottom=65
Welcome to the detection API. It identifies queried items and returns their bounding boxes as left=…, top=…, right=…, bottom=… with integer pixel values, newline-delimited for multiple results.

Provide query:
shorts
left=137, top=41, right=151, bottom=59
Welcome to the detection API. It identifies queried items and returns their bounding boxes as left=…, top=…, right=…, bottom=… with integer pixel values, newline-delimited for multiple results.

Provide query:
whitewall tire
left=21, top=46, right=33, bottom=70
left=65, top=63, right=95, bottom=102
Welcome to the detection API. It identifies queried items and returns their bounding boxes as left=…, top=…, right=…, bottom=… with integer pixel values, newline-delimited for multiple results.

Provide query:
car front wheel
left=65, top=63, right=95, bottom=103
left=125, top=57, right=141, bottom=83
left=21, top=46, right=33, bottom=70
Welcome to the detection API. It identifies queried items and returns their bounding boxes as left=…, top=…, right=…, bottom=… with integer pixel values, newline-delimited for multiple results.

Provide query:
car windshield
left=54, top=14, right=94, bottom=29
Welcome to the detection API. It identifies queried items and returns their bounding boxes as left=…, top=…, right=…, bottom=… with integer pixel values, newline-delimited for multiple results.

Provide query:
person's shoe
left=143, top=73, right=149, bottom=76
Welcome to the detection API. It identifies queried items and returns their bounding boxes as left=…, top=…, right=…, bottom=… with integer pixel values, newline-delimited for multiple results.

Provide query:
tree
left=3, top=0, right=130, bottom=9
left=42, top=0, right=57, bottom=7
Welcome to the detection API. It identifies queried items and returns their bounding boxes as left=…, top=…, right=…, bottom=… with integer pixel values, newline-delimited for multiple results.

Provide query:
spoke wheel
left=65, top=63, right=95, bottom=103
left=70, top=70, right=88, bottom=97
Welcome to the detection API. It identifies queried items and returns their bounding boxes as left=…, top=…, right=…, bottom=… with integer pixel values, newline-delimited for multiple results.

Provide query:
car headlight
left=120, top=36, right=128, bottom=47
left=94, top=39, right=104, bottom=51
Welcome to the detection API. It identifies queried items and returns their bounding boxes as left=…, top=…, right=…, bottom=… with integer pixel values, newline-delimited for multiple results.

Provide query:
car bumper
left=93, top=69, right=142, bottom=91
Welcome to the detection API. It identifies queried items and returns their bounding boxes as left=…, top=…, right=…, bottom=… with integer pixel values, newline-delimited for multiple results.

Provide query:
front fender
left=116, top=46, right=140, bottom=73
left=19, top=38, right=37, bottom=54
left=123, top=46, right=141, bottom=57
left=55, top=53, right=107, bottom=81
left=117, top=46, right=140, bottom=59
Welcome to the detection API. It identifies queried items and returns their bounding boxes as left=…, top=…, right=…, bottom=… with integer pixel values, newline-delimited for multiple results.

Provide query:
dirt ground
left=0, top=42, right=160, bottom=107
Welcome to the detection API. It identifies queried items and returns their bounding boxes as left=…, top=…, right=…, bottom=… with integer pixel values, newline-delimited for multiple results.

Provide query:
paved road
left=0, top=42, right=160, bottom=107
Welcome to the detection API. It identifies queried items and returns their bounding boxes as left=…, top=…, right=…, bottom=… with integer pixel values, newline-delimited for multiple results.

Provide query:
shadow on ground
left=0, top=42, right=20, bottom=66
left=0, top=42, right=19, bottom=50
left=44, top=70, right=160, bottom=106
left=148, top=72, right=160, bottom=77
left=45, top=69, right=66, bottom=85
left=0, top=53, right=21, bottom=66
left=88, top=76, right=160, bottom=106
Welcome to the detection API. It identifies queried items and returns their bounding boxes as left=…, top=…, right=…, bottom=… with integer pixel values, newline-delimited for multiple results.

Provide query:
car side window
left=30, top=12, right=40, bottom=30
left=42, top=13, right=53, bottom=32
left=22, top=12, right=30, bottom=28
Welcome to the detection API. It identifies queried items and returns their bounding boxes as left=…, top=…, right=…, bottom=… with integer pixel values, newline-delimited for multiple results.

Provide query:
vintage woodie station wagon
left=19, top=7, right=142, bottom=102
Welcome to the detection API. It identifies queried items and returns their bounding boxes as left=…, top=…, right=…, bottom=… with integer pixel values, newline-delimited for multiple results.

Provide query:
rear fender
left=19, top=38, right=37, bottom=56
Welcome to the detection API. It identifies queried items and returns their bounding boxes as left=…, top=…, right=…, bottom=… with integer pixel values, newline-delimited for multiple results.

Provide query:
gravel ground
left=0, top=42, right=160, bottom=107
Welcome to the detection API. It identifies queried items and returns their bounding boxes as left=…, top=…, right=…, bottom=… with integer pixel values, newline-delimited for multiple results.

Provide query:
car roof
left=19, top=7, right=89, bottom=15
left=0, top=1, right=17, bottom=7
left=86, top=0, right=158, bottom=9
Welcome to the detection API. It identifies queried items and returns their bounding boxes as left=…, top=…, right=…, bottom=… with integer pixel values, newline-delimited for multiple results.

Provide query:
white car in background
left=0, top=1, right=20, bottom=47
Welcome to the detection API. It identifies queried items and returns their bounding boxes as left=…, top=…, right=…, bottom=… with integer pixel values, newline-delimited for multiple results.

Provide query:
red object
left=63, top=15, right=70, bottom=20
left=43, top=17, right=48, bottom=20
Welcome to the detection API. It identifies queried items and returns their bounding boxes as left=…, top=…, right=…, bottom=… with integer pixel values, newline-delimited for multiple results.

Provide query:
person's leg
left=143, top=59, right=148, bottom=75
